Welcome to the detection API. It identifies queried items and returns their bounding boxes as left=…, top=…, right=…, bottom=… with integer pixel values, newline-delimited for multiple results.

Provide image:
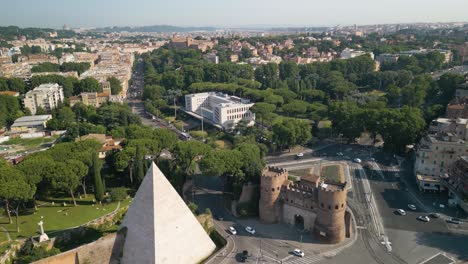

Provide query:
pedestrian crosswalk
left=283, top=254, right=324, bottom=264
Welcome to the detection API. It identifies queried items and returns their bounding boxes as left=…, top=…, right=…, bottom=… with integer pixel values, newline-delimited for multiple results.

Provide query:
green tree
left=47, top=106, right=76, bottom=130
left=31, top=62, right=60, bottom=73
left=173, top=141, right=211, bottom=174
left=107, top=76, right=123, bottom=95
left=60, top=62, right=91, bottom=75
left=281, top=100, right=309, bottom=116
left=78, top=77, right=101, bottom=93
left=250, top=102, right=276, bottom=125
left=143, top=85, right=166, bottom=101
left=0, top=161, right=34, bottom=231
left=7, top=78, right=26, bottom=93
left=35, top=106, right=47, bottom=115
left=272, top=119, right=312, bottom=150
left=134, top=145, right=145, bottom=183
left=241, top=47, right=253, bottom=59
left=47, top=161, right=82, bottom=206
left=92, top=152, right=105, bottom=201
left=279, top=61, right=299, bottom=80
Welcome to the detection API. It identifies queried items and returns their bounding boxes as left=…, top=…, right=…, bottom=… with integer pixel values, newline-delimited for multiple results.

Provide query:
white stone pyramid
left=120, top=162, right=216, bottom=264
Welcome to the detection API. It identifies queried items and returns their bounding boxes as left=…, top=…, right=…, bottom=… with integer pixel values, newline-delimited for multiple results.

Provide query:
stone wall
left=238, top=183, right=257, bottom=204
left=32, top=233, right=117, bottom=264
left=282, top=203, right=317, bottom=230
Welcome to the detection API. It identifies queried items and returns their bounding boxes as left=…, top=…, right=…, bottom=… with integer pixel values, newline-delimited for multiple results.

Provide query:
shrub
left=188, top=202, right=198, bottom=214
left=16, top=243, right=60, bottom=264
left=110, top=187, right=127, bottom=202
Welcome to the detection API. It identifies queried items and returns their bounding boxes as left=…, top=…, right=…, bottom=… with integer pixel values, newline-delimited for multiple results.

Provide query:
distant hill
left=96, top=25, right=218, bottom=33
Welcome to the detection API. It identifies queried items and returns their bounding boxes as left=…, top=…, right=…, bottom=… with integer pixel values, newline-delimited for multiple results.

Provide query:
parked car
left=293, top=249, right=305, bottom=257
left=429, top=213, right=440, bottom=218
left=295, top=153, right=304, bottom=159
left=245, top=226, right=256, bottom=234
left=229, top=226, right=237, bottom=235
left=337, top=152, right=344, bottom=156
left=417, top=215, right=430, bottom=222
left=396, top=209, right=407, bottom=216
left=353, top=158, right=362, bottom=163
left=408, top=204, right=417, bottom=211
left=446, top=218, right=461, bottom=224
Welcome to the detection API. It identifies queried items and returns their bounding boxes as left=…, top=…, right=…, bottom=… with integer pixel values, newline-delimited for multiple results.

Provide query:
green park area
left=321, top=165, right=345, bottom=183
left=0, top=135, right=60, bottom=155
left=0, top=195, right=131, bottom=243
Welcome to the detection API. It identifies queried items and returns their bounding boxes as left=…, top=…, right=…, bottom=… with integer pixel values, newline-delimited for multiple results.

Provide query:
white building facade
left=185, top=92, right=255, bottom=130
left=414, top=118, right=468, bottom=192
left=23, top=83, right=64, bottom=115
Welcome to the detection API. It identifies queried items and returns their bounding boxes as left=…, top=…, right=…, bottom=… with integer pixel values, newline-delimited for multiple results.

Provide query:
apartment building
left=443, top=156, right=468, bottom=213
left=185, top=92, right=255, bottom=130
left=414, top=118, right=468, bottom=192
left=23, top=83, right=64, bottom=114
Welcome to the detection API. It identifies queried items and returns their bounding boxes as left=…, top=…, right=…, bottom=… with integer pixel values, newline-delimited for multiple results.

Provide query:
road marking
left=283, top=254, right=324, bottom=264
left=419, top=252, right=456, bottom=264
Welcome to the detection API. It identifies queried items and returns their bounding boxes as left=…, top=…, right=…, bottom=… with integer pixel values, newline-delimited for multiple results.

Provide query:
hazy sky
left=1, top=0, right=468, bottom=28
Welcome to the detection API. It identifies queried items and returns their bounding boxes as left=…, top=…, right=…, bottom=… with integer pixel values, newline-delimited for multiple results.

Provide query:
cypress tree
left=92, top=152, right=105, bottom=201
left=135, top=145, right=145, bottom=183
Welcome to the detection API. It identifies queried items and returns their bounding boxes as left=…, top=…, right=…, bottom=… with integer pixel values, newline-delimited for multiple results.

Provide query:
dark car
left=214, top=214, right=224, bottom=221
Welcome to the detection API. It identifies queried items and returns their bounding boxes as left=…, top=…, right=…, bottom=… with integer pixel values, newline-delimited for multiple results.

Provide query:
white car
left=417, top=215, right=430, bottom=222
left=245, top=226, right=256, bottom=235
left=295, top=153, right=304, bottom=159
left=396, top=209, right=406, bottom=216
left=229, top=226, right=237, bottom=235
left=293, top=249, right=305, bottom=257
left=353, top=158, right=362, bottom=163
left=337, top=152, right=344, bottom=156
left=408, top=204, right=417, bottom=211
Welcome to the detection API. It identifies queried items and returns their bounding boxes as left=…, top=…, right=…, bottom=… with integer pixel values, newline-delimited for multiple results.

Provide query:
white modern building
left=340, top=48, right=374, bottom=60
left=23, top=83, right=64, bottom=115
left=185, top=92, right=255, bottom=130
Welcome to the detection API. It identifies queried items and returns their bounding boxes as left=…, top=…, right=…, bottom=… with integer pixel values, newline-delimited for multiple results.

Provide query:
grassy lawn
left=2, top=135, right=59, bottom=147
left=288, top=168, right=313, bottom=178
left=0, top=195, right=131, bottom=242
left=321, top=165, right=344, bottom=183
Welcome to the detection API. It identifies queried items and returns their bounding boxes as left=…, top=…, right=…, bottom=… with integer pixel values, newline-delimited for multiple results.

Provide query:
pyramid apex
left=119, top=162, right=215, bottom=263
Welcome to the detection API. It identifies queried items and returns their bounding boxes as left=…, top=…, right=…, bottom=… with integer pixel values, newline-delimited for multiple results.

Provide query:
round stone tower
left=259, top=167, right=288, bottom=223
left=314, top=182, right=348, bottom=244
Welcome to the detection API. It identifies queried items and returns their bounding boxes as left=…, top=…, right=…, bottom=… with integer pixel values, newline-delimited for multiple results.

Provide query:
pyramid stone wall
left=120, top=162, right=216, bottom=264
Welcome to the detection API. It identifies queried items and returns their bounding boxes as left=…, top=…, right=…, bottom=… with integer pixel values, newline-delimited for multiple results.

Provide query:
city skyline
left=1, top=0, right=468, bottom=29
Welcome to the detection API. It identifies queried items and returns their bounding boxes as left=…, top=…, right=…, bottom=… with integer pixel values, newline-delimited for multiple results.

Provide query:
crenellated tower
left=259, top=167, right=288, bottom=223
left=314, top=181, right=348, bottom=244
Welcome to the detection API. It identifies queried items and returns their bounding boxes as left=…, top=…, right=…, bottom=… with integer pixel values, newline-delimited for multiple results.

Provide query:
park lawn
left=2, top=135, right=59, bottom=148
left=288, top=168, right=313, bottom=178
left=0, top=195, right=132, bottom=242
left=321, top=165, right=344, bottom=183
